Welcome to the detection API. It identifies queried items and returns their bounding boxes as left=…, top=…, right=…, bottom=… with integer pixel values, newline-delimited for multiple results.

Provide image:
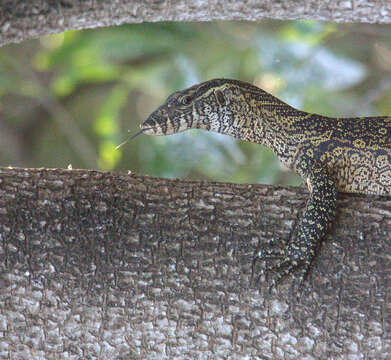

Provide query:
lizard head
left=141, top=79, right=245, bottom=136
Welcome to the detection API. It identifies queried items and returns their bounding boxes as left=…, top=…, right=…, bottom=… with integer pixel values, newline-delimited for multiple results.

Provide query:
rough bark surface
left=1, top=0, right=391, bottom=47
left=1, top=167, right=390, bottom=359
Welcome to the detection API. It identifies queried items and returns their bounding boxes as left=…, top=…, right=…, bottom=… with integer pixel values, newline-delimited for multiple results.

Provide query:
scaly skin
left=139, top=78, right=391, bottom=284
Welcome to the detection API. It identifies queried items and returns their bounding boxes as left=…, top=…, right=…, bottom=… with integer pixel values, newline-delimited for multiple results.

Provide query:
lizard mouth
left=140, top=126, right=155, bottom=135
left=141, top=113, right=169, bottom=135
left=140, top=117, right=161, bottom=135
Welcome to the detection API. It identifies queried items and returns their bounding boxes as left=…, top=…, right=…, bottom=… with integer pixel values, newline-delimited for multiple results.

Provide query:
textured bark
left=0, top=167, right=390, bottom=358
left=1, top=0, right=391, bottom=47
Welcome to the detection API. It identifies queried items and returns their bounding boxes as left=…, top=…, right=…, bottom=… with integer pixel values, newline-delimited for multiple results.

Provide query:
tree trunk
left=1, top=0, right=391, bottom=47
left=1, top=167, right=390, bottom=358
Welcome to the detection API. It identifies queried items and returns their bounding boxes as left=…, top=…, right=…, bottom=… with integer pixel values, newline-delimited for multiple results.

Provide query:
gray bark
left=1, top=167, right=390, bottom=359
left=1, top=0, right=391, bottom=47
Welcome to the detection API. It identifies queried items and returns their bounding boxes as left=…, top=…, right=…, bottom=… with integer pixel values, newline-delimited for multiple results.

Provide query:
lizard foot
left=254, top=160, right=337, bottom=293
left=255, top=242, right=313, bottom=293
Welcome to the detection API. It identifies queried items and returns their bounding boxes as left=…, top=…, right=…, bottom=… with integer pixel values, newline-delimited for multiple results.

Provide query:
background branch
left=1, top=0, right=391, bottom=47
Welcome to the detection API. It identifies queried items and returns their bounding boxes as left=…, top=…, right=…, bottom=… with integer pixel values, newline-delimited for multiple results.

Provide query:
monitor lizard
left=133, top=78, right=391, bottom=286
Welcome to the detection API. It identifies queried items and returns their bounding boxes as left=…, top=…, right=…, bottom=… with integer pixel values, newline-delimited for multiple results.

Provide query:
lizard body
left=140, top=78, right=391, bottom=283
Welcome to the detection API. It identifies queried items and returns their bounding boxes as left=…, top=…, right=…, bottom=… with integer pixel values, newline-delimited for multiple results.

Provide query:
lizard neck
left=215, top=86, right=315, bottom=169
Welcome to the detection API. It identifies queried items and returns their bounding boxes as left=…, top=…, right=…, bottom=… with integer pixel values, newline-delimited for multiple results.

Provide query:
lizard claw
left=254, top=240, right=313, bottom=292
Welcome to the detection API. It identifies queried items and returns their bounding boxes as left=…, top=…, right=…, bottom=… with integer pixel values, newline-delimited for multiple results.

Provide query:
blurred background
left=1, top=20, right=391, bottom=186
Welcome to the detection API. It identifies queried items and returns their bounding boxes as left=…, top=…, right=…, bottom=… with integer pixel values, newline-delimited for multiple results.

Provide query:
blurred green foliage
left=1, top=21, right=391, bottom=186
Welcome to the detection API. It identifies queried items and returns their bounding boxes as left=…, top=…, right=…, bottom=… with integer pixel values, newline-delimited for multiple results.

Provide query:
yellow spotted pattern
left=143, top=78, right=391, bottom=285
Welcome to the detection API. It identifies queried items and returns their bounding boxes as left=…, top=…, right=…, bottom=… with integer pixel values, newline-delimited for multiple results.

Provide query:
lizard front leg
left=257, top=161, right=337, bottom=286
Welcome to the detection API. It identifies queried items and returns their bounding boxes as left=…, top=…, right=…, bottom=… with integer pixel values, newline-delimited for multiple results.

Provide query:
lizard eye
left=215, top=89, right=225, bottom=106
left=181, top=96, right=191, bottom=105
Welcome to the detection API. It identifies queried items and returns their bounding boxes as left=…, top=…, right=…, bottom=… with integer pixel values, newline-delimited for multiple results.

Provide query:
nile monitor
left=134, top=78, right=391, bottom=285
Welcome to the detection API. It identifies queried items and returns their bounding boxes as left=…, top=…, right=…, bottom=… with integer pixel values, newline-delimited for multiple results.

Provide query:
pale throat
left=223, top=110, right=300, bottom=170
